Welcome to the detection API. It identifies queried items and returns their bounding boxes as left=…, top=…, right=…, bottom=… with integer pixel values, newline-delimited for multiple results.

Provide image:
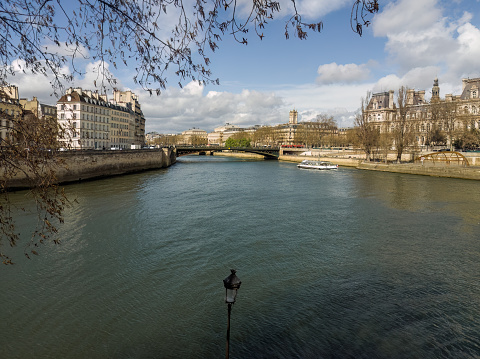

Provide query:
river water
left=2, top=155, right=480, bottom=358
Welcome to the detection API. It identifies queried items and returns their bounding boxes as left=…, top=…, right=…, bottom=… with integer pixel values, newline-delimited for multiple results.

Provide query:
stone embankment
left=280, top=152, right=480, bottom=180
left=279, top=154, right=361, bottom=167
left=5, top=148, right=176, bottom=190
left=357, top=162, right=480, bottom=180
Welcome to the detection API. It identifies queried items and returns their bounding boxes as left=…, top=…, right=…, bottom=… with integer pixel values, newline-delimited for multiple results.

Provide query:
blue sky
left=7, top=0, right=480, bottom=134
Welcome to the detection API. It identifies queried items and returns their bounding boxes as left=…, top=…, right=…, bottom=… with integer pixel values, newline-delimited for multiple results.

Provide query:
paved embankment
left=279, top=155, right=361, bottom=167
left=279, top=154, right=480, bottom=180
left=357, top=162, right=480, bottom=180
left=5, top=148, right=175, bottom=189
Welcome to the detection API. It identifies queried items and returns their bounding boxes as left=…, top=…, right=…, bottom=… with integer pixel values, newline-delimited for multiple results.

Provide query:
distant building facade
left=207, top=123, right=245, bottom=145
left=20, top=96, right=57, bottom=120
left=366, top=78, right=480, bottom=149
left=113, top=90, right=146, bottom=147
left=179, top=128, right=208, bottom=145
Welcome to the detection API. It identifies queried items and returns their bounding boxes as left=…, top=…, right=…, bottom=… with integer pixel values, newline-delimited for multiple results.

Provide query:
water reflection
left=352, top=169, right=480, bottom=228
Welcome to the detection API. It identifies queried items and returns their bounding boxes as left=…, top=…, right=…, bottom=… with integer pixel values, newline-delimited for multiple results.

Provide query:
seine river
left=2, top=155, right=480, bottom=359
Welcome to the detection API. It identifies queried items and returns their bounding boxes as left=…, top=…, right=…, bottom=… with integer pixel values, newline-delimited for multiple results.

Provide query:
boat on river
left=297, top=160, right=338, bottom=170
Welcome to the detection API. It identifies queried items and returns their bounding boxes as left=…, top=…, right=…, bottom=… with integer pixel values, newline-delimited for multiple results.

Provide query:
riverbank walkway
left=278, top=150, right=480, bottom=181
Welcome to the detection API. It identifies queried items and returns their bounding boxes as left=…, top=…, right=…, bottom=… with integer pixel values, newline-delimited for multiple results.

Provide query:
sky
left=6, top=0, right=480, bottom=134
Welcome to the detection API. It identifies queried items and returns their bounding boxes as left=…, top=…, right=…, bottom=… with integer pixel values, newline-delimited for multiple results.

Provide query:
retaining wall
left=357, top=162, right=480, bottom=180
left=4, top=148, right=176, bottom=189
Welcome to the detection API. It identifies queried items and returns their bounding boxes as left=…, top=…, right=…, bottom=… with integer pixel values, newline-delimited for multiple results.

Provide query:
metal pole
left=226, top=303, right=232, bottom=359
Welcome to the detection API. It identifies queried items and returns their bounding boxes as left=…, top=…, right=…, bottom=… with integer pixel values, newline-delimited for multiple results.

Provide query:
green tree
left=225, top=137, right=251, bottom=148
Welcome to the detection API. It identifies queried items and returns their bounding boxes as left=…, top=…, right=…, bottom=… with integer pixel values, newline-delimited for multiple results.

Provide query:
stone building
left=366, top=78, right=480, bottom=150
left=289, top=109, right=298, bottom=125
left=0, top=86, right=21, bottom=144
left=274, top=110, right=338, bottom=147
left=20, top=96, right=57, bottom=120
left=207, top=123, right=245, bottom=145
left=179, top=128, right=208, bottom=145
left=57, top=88, right=145, bottom=150
left=113, top=90, right=146, bottom=147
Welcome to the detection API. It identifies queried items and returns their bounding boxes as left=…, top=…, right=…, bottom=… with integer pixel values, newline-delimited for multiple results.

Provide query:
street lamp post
left=223, top=269, right=241, bottom=359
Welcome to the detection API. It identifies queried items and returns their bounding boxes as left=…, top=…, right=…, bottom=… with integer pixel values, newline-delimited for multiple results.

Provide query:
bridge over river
left=175, top=145, right=280, bottom=159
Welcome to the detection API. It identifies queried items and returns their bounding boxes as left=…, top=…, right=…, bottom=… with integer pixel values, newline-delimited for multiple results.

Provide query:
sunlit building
left=180, top=128, right=208, bottom=145
left=0, top=85, right=21, bottom=144
left=366, top=78, right=480, bottom=149
left=57, top=88, right=145, bottom=150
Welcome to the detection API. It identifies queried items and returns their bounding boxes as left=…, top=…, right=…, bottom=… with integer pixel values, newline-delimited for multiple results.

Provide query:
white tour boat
left=297, top=160, right=338, bottom=170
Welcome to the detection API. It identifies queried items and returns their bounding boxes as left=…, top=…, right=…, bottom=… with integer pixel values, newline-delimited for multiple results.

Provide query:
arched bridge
left=175, top=145, right=280, bottom=159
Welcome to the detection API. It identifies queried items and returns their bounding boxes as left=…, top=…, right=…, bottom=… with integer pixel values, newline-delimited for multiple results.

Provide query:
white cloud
left=5, top=58, right=122, bottom=103
left=76, top=61, right=123, bottom=92
left=373, top=0, right=443, bottom=36
left=275, top=82, right=373, bottom=127
left=139, top=81, right=286, bottom=133
left=225, top=0, right=351, bottom=25
left=316, top=62, right=371, bottom=84
left=6, top=59, right=70, bottom=102
left=446, top=22, right=480, bottom=79
left=295, top=0, right=351, bottom=19
left=369, top=0, right=480, bottom=99
left=373, top=66, right=439, bottom=93
left=373, top=0, right=464, bottom=72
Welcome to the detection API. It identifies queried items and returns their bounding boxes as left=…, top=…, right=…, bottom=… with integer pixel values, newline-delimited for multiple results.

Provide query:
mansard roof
left=460, top=78, right=480, bottom=100
left=368, top=92, right=393, bottom=110
left=57, top=90, right=133, bottom=114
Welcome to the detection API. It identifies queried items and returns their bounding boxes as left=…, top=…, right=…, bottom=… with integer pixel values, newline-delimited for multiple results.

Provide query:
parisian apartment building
left=1, top=85, right=146, bottom=150
left=57, top=88, right=146, bottom=150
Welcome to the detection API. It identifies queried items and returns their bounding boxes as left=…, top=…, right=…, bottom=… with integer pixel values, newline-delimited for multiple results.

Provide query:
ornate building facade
left=366, top=78, right=480, bottom=149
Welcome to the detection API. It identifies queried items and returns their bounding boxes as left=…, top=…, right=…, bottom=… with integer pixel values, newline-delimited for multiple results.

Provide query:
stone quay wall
left=279, top=153, right=480, bottom=180
left=6, top=148, right=176, bottom=189
left=357, top=162, right=480, bottom=180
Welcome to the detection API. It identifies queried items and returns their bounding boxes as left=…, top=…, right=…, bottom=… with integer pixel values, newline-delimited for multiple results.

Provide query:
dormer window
left=473, top=90, right=477, bottom=99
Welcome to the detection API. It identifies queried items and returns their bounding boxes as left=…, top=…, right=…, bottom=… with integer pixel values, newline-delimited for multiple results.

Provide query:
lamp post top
left=223, top=269, right=241, bottom=290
